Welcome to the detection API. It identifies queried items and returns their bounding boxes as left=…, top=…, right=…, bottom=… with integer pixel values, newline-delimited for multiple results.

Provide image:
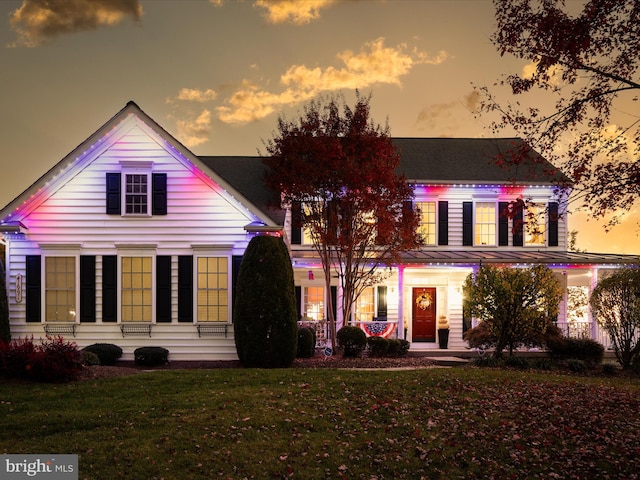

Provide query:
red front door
left=412, top=287, right=436, bottom=342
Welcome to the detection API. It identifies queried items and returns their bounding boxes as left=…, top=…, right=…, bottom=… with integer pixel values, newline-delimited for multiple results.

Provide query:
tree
left=463, top=265, right=562, bottom=357
left=589, top=267, right=640, bottom=369
left=478, top=0, right=640, bottom=228
left=234, top=235, right=298, bottom=368
left=263, top=93, right=422, bottom=349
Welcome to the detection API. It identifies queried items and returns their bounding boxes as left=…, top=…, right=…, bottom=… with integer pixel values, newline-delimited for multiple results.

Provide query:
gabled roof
left=199, top=156, right=284, bottom=225
left=393, top=137, right=570, bottom=185
left=0, top=101, right=278, bottom=228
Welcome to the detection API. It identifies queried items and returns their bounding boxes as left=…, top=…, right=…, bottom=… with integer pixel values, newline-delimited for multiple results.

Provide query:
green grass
left=1, top=368, right=639, bottom=479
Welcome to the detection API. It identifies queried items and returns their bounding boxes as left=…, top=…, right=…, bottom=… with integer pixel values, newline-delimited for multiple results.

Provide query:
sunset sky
left=0, top=0, right=637, bottom=255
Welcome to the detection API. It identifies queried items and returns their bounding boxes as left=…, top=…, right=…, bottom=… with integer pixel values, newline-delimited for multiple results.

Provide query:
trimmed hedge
left=337, top=326, right=367, bottom=358
left=82, top=343, right=123, bottom=366
left=234, top=235, right=298, bottom=368
left=134, top=347, right=169, bottom=366
left=297, top=327, right=316, bottom=358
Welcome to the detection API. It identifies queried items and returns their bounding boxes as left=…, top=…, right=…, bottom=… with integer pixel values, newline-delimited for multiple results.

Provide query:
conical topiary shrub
left=0, top=261, right=10, bottom=344
left=234, top=235, right=298, bottom=368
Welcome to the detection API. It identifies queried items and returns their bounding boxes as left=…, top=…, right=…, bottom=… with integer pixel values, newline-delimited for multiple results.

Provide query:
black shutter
left=291, top=201, right=302, bottom=245
left=106, top=173, right=121, bottom=215
left=330, top=286, right=337, bottom=322
left=152, top=173, right=167, bottom=215
left=80, top=256, right=96, bottom=323
left=438, top=201, right=448, bottom=246
left=295, top=286, right=302, bottom=320
left=548, top=202, right=559, bottom=246
left=513, top=208, right=524, bottom=247
left=156, top=256, right=171, bottom=323
left=178, top=255, right=193, bottom=323
left=102, top=255, right=117, bottom=322
left=232, top=255, right=243, bottom=319
left=25, top=255, right=41, bottom=323
left=462, top=202, right=473, bottom=246
left=498, top=202, right=509, bottom=246
left=377, top=286, right=388, bottom=320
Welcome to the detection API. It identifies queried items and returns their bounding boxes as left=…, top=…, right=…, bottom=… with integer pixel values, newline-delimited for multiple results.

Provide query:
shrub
left=531, top=358, right=554, bottom=371
left=601, top=363, right=617, bottom=376
left=367, top=336, right=389, bottom=357
left=30, top=336, right=83, bottom=383
left=1, top=336, right=38, bottom=378
left=463, top=322, right=497, bottom=351
left=81, top=350, right=101, bottom=366
left=590, top=267, right=640, bottom=369
left=134, top=347, right=169, bottom=366
left=548, top=336, right=604, bottom=365
left=0, top=336, right=82, bottom=382
left=471, top=356, right=500, bottom=368
left=503, top=355, right=530, bottom=370
left=234, top=236, right=298, bottom=368
left=297, top=327, right=316, bottom=358
left=631, top=355, right=640, bottom=375
left=567, top=359, right=587, bottom=373
left=336, top=326, right=367, bottom=358
left=83, top=343, right=123, bottom=366
left=387, top=339, right=411, bottom=357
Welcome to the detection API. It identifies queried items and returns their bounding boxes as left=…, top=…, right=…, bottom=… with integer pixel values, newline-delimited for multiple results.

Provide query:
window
left=121, top=257, right=152, bottom=322
left=45, top=257, right=76, bottom=322
left=355, top=287, right=375, bottom=322
left=197, top=257, right=229, bottom=322
left=417, top=201, right=437, bottom=245
left=525, top=203, right=546, bottom=246
left=475, top=202, right=496, bottom=246
left=303, top=287, right=324, bottom=320
left=125, top=174, right=148, bottom=214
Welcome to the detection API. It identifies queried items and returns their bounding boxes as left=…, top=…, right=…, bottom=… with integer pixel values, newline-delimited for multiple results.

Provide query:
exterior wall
left=3, top=116, right=257, bottom=360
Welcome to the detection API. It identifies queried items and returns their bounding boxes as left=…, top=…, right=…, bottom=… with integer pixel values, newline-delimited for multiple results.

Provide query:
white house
left=1, top=102, right=637, bottom=360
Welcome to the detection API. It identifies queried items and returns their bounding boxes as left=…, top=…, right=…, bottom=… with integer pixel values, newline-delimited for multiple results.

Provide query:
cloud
left=169, top=88, right=218, bottom=103
left=175, top=109, right=212, bottom=148
left=416, top=91, right=480, bottom=135
left=253, top=0, right=336, bottom=25
left=217, top=38, right=447, bottom=124
left=8, top=0, right=142, bottom=47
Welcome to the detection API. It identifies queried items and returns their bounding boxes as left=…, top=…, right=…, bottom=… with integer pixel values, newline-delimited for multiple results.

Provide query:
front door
left=412, top=287, right=436, bottom=342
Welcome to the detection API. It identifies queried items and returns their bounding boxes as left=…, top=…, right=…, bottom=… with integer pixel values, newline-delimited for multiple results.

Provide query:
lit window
left=197, top=257, right=229, bottom=322
left=355, top=287, right=375, bottom=322
left=475, top=202, right=496, bottom=246
left=303, top=287, right=324, bottom=320
left=121, top=257, right=152, bottom=322
left=417, top=201, right=437, bottom=245
left=125, top=174, right=148, bottom=214
left=45, top=257, right=76, bottom=322
left=525, top=203, right=546, bottom=246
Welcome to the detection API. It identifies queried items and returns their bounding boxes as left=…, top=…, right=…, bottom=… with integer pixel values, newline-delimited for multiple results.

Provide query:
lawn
left=1, top=367, right=639, bottom=479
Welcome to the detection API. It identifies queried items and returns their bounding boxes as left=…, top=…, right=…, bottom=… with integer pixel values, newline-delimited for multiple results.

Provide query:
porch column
left=397, top=265, right=405, bottom=340
left=589, top=267, right=598, bottom=340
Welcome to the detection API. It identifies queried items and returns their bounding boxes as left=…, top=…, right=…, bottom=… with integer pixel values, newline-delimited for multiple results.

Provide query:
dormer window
left=106, top=169, right=167, bottom=216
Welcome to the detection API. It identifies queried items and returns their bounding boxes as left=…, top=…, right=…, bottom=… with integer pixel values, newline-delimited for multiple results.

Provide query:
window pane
left=303, top=287, right=324, bottom=320
left=525, top=203, right=546, bottom=246
left=355, top=287, right=375, bottom=322
left=475, top=202, right=496, bottom=246
left=121, top=256, right=152, bottom=323
left=196, top=257, right=229, bottom=322
left=45, top=256, right=76, bottom=322
left=417, top=202, right=437, bottom=245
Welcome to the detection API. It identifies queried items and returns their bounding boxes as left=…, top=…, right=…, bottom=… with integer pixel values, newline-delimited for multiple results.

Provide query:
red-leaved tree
left=263, top=93, right=422, bottom=349
left=477, top=0, right=640, bottom=229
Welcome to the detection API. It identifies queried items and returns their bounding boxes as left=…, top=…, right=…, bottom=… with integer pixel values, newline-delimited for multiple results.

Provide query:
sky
left=0, top=0, right=638, bottom=255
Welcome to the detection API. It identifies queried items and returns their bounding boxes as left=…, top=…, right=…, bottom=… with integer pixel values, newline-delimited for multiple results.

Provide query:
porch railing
left=554, top=321, right=611, bottom=349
